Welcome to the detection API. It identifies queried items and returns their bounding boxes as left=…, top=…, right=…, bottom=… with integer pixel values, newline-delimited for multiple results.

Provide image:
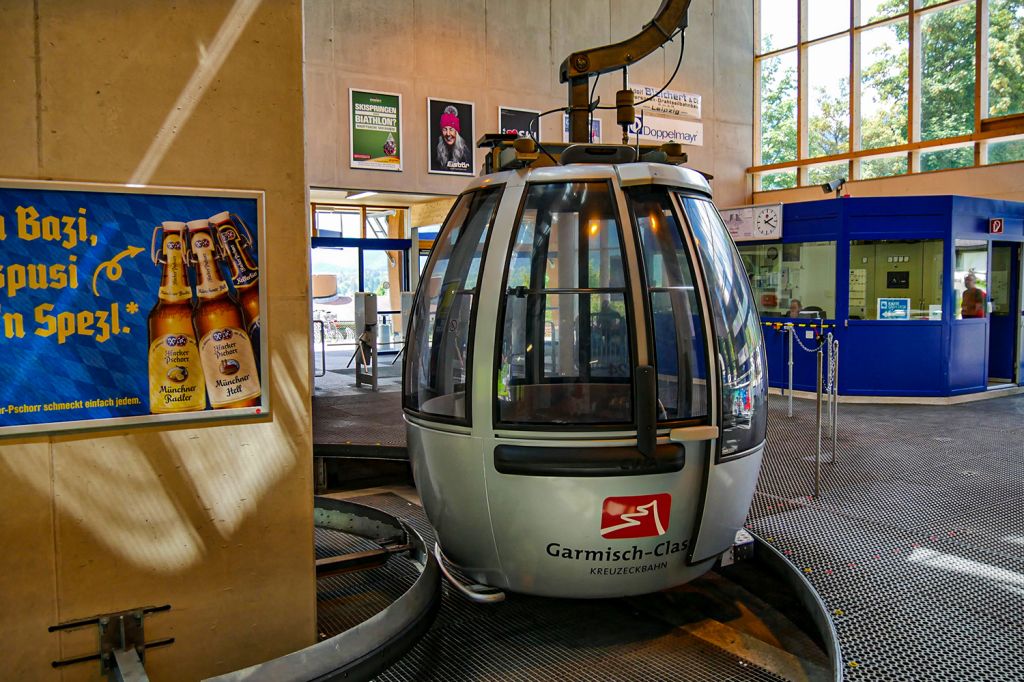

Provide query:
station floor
left=313, top=380, right=1024, bottom=680
left=751, top=395, right=1023, bottom=680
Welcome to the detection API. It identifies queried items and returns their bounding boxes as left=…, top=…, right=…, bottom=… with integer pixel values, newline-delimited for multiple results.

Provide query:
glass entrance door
left=988, top=242, right=1020, bottom=384
left=311, top=237, right=412, bottom=352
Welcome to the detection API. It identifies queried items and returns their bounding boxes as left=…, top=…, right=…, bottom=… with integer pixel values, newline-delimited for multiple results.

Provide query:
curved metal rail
left=205, top=497, right=440, bottom=682
left=747, top=530, right=843, bottom=682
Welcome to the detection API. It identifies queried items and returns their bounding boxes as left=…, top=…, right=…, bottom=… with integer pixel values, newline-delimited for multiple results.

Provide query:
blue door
left=988, top=242, right=1021, bottom=384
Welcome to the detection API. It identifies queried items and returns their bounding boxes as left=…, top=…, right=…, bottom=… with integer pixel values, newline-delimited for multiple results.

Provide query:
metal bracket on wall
left=49, top=605, right=174, bottom=679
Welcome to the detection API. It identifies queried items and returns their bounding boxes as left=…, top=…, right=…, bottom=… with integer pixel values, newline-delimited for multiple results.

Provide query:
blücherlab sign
left=629, top=84, right=701, bottom=119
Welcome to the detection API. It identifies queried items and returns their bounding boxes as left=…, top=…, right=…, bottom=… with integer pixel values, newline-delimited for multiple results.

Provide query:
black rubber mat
left=749, top=395, right=1024, bottom=681
left=312, top=391, right=406, bottom=454
left=315, top=493, right=813, bottom=682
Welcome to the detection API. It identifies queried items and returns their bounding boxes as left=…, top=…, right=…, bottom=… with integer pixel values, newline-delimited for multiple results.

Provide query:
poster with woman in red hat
left=427, top=98, right=475, bottom=176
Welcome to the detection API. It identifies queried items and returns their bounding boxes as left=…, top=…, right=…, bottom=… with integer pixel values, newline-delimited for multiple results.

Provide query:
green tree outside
left=758, top=0, right=1024, bottom=185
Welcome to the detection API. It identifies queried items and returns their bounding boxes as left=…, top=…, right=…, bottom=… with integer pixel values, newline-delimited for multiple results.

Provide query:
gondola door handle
left=635, top=365, right=657, bottom=459
left=669, top=425, right=720, bottom=443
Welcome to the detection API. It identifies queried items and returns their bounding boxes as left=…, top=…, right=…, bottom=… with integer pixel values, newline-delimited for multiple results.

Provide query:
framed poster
left=498, top=106, right=540, bottom=139
left=350, top=89, right=403, bottom=171
left=561, top=113, right=602, bottom=143
left=427, top=98, right=475, bottom=176
left=0, top=179, right=269, bottom=437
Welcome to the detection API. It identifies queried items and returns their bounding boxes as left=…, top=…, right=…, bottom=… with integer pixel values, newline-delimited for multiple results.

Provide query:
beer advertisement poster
left=498, top=107, right=540, bottom=139
left=427, top=98, right=475, bottom=176
left=0, top=180, right=268, bottom=436
left=350, top=89, right=402, bottom=171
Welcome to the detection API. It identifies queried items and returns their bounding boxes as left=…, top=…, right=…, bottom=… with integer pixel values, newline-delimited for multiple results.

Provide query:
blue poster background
left=0, top=185, right=260, bottom=430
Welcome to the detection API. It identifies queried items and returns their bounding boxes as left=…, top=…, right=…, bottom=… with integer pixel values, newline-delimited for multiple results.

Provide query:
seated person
left=783, top=298, right=802, bottom=318
left=595, top=299, right=624, bottom=335
left=961, top=274, right=986, bottom=318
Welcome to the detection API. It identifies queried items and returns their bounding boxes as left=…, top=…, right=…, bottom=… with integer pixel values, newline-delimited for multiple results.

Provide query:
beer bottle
left=187, top=218, right=262, bottom=408
left=210, top=211, right=260, bottom=372
left=148, top=221, right=207, bottom=413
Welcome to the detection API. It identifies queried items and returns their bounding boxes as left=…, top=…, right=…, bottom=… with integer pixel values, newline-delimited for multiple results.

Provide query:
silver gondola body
left=404, top=162, right=767, bottom=598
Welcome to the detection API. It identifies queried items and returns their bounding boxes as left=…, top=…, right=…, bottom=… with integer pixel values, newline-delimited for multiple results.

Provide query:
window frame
left=848, top=237, right=947, bottom=321
left=737, top=239, right=839, bottom=320
left=752, top=0, right=1024, bottom=189
left=402, top=184, right=505, bottom=427
left=674, top=192, right=769, bottom=462
left=492, top=178, right=642, bottom=432
left=624, top=184, right=714, bottom=428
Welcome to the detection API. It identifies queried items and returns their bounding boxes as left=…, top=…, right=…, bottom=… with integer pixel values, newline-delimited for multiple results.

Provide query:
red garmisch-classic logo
left=600, top=494, right=672, bottom=539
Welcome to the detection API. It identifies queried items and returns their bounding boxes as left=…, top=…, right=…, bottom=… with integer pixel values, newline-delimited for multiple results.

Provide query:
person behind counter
left=961, top=274, right=986, bottom=318
left=783, top=299, right=803, bottom=318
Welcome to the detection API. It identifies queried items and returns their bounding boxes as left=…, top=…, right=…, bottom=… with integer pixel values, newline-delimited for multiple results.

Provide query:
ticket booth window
left=954, top=239, right=989, bottom=320
left=738, top=241, right=836, bottom=319
left=849, top=239, right=944, bottom=320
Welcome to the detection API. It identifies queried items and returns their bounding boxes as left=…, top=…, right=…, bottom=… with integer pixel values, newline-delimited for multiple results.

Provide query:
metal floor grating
left=312, top=391, right=406, bottom=451
left=751, top=395, right=1024, bottom=681
left=315, top=493, right=806, bottom=682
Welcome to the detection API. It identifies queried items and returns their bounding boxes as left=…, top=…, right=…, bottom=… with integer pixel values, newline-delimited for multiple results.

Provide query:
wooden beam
left=850, top=0, right=860, bottom=179
left=974, top=0, right=984, bottom=165
left=747, top=122, right=1024, bottom=174
left=797, top=0, right=808, bottom=184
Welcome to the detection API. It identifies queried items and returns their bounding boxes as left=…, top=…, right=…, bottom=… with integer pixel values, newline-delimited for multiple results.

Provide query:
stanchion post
left=832, top=338, right=839, bottom=462
left=787, top=324, right=794, bottom=418
left=825, top=332, right=833, bottom=427
left=815, top=341, right=823, bottom=499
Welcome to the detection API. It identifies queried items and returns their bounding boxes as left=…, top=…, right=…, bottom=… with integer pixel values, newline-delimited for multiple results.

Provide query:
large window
left=848, top=239, right=943, bottom=319
left=739, top=241, right=837, bottom=318
left=405, top=187, right=502, bottom=421
left=754, top=0, right=1024, bottom=188
left=679, top=198, right=768, bottom=457
left=497, top=182, right=632, bottom=426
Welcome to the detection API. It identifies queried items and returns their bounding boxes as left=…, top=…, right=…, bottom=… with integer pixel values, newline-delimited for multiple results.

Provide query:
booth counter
left=741, top=196, right=1024, bottom=398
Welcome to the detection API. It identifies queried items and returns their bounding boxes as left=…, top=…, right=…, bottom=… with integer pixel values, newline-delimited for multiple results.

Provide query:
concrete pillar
left=0, top=2, right=314, bottom=679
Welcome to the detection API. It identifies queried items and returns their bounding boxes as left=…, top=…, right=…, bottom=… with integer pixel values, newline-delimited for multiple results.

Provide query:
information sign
left=878, top=297, right=911, bottom=320
left=629, top=84, right=701, bottom=119
left=627, top=112, right=703, bottom=146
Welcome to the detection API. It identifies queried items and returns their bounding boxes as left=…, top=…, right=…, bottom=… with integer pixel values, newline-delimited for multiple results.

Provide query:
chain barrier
left=766, top=321, right=840, bottom=498
left=791, top=327, right=824, bottom=353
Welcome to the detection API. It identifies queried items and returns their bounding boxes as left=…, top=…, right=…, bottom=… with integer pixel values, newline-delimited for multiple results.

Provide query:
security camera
left=821, top=178, right=847, bottom=198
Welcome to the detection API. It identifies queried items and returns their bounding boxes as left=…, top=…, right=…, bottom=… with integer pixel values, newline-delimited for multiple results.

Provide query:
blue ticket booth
left=738, top=195, right=1024, bottom=398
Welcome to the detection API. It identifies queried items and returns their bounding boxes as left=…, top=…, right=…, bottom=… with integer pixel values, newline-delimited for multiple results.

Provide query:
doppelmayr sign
left=628, top=113, right=704, bottom=147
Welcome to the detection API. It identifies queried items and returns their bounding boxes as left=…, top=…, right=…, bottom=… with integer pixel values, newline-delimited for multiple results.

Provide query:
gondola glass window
left=679, top=197, right=768, bottom=456
left=404, top=187, right=502, bottom=421
left=497, top=182, right=633, bottom=425
left=626, top=186, right=709, bottom=422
